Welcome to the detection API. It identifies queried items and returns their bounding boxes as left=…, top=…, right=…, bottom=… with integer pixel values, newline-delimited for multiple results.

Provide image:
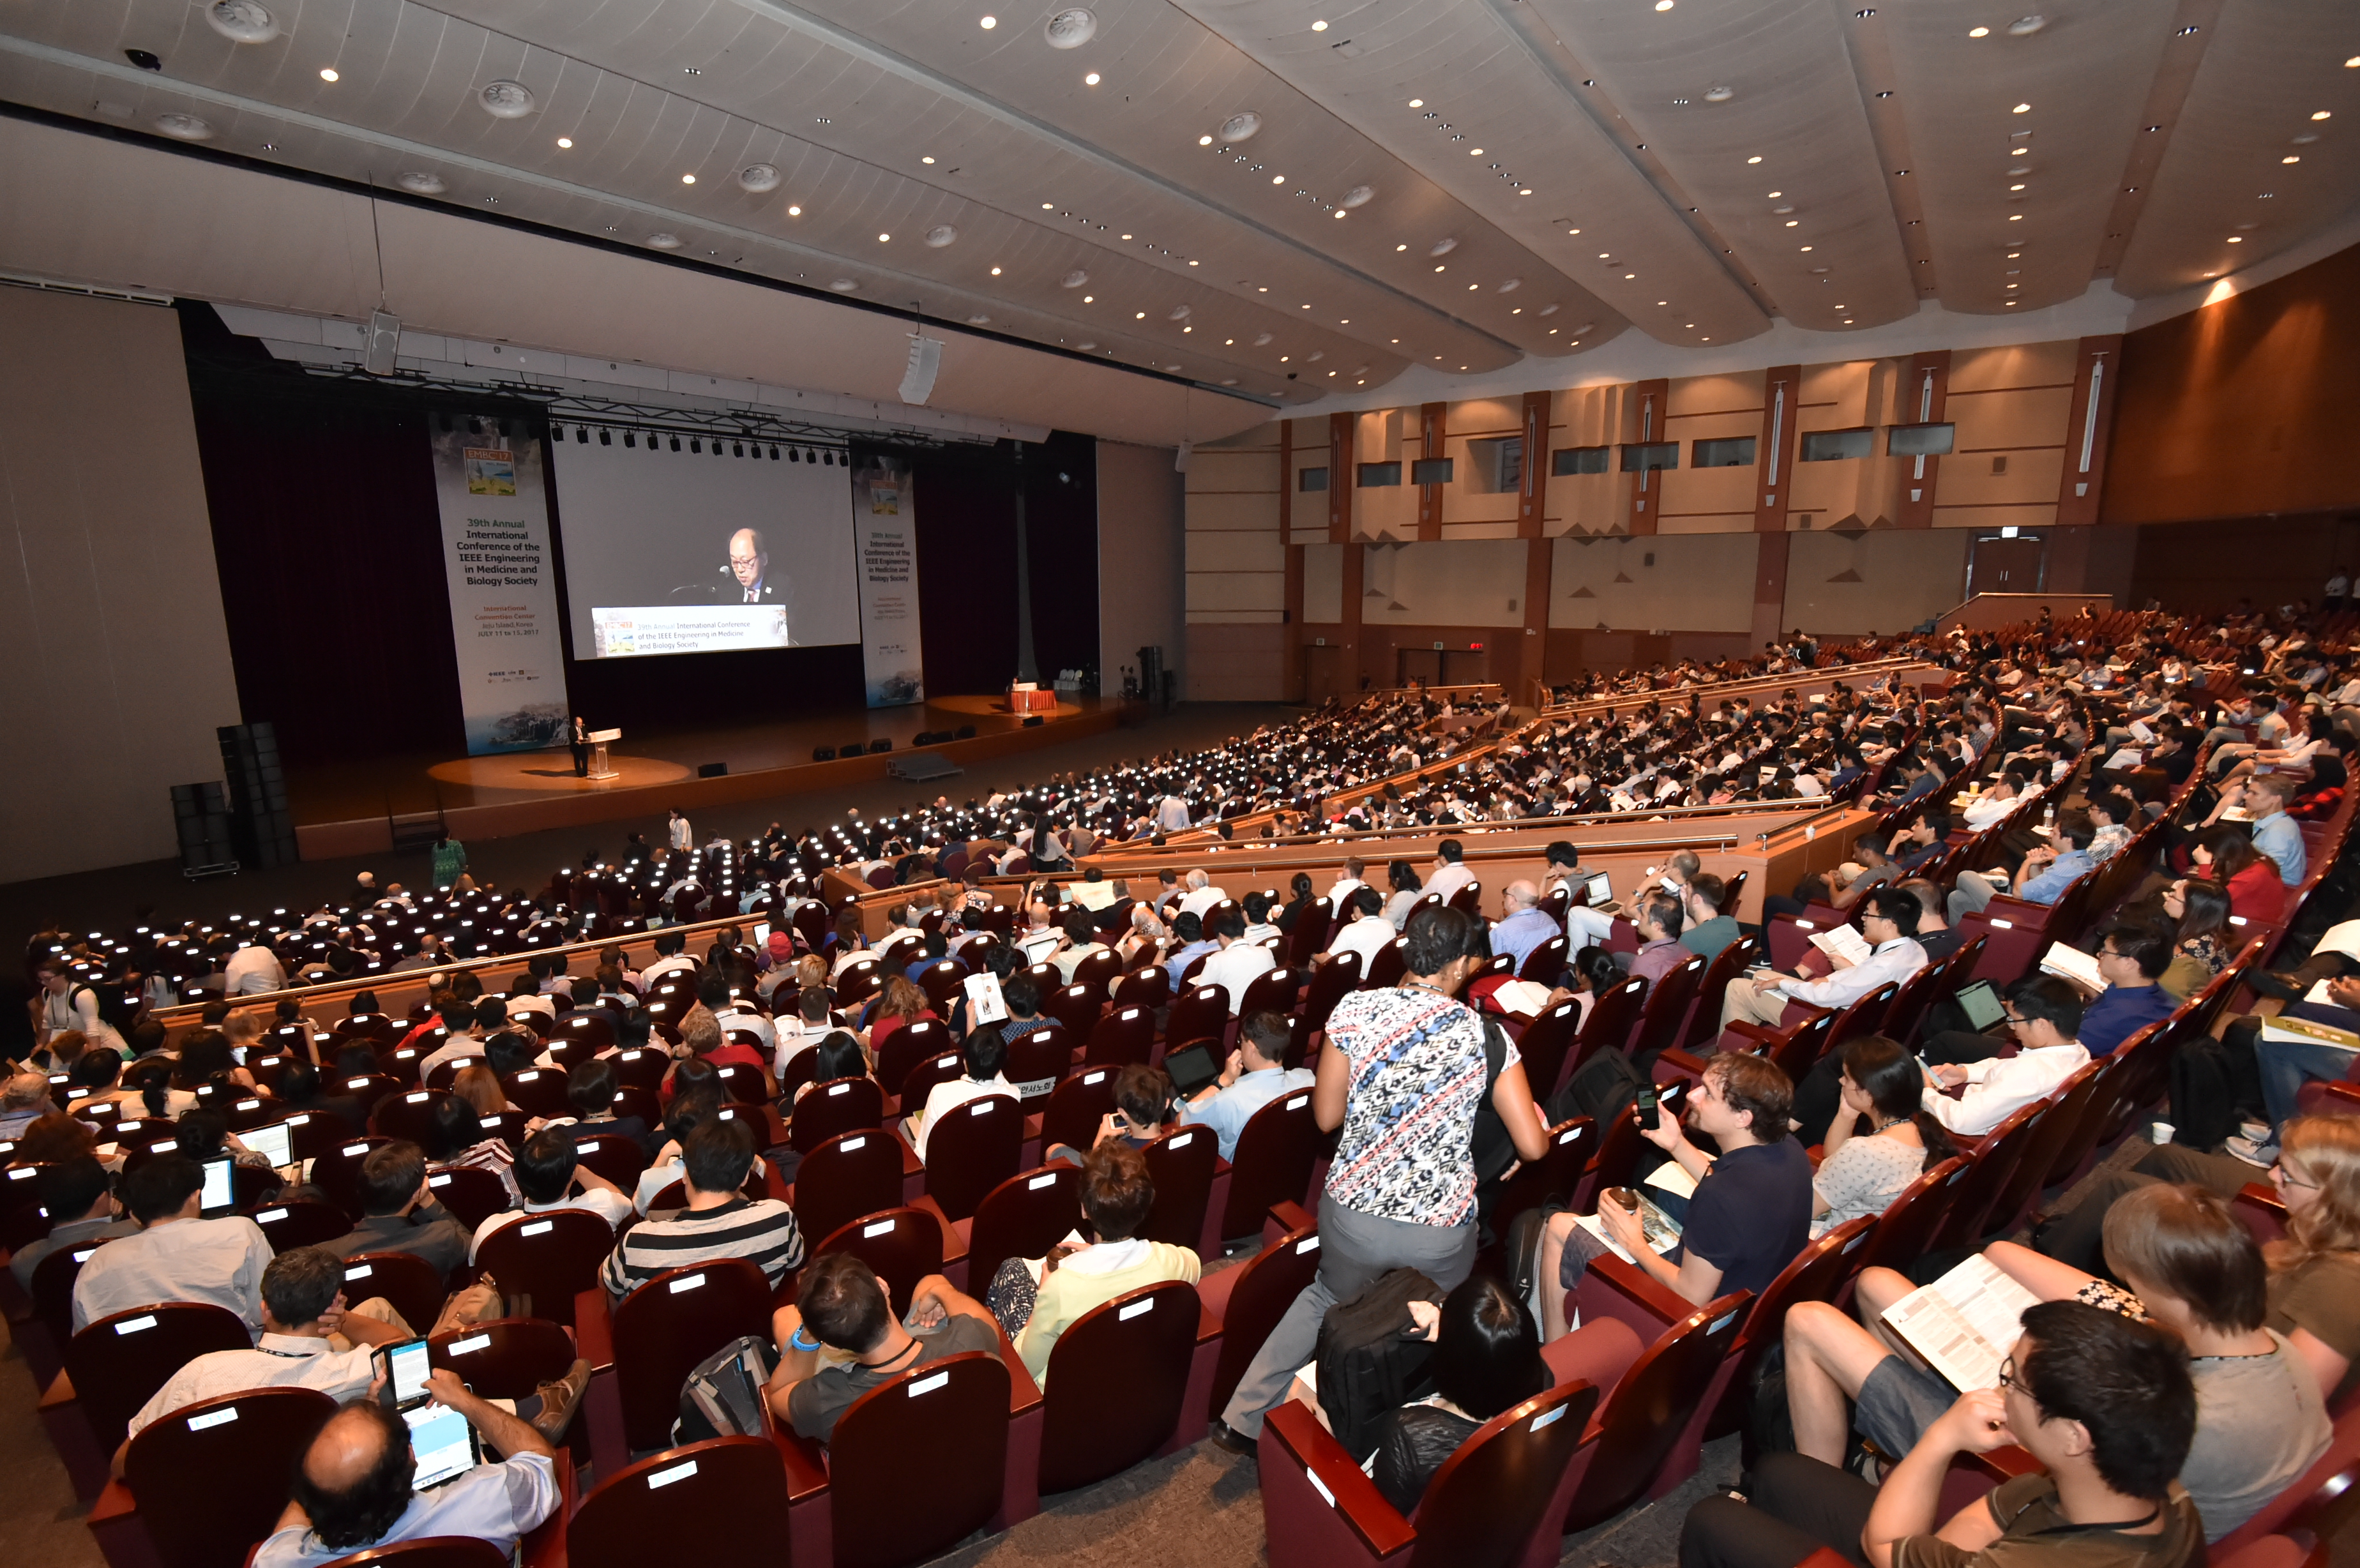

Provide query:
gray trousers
left=1220, top=1192, right=1476, bottom=1438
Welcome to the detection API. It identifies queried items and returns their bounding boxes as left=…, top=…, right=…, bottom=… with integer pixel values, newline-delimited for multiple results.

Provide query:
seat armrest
left=38, top=1369, right=76, bottom=1410
left=769, top=1421, right=832, bottom=1503
left=1965, top=1444, right=2043, bottom=1482
left=1264, top=1200, right=1315, bottom=1244
left=2232, top=1182, right=2290, bottom=1248
left=1261, top=1400, right=1417, bottom=1561
left=992, top=1318, right=1044, bottom=1417
left=87, top=1477, right=139, bottom=1527
left=571, top=1288, right=614, bottom=1368
left=1575, top=1253, right=1695, bottom=1342
left=1653, top=1047, right=1711, bottom=1086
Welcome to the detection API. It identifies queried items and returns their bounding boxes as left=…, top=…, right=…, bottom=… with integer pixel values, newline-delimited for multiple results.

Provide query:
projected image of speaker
left=699, top=762, right=729, bottom=778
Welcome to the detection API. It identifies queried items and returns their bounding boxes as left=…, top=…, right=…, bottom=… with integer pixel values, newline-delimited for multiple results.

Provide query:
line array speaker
left=217, top=723, right=297, bottom=869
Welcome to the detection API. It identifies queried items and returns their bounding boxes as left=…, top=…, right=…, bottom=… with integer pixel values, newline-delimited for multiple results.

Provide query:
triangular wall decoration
left=1568, top=585, right=1596, bottom=598
left=1612, top=571, right=1634, bottom=584
left=1826, top=568, right=1864, bottom=583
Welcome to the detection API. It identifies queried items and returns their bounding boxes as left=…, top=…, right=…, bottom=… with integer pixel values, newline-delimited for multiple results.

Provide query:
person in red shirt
left=2196, top=830, right=2288, bottom=924
left=861, top=976, right=940, bottom=1056
left=664, top=1002, right=775, bottom=1101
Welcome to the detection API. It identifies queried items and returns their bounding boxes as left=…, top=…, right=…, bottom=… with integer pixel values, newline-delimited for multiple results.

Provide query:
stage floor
left=285, top=692, right=1117, bottom=858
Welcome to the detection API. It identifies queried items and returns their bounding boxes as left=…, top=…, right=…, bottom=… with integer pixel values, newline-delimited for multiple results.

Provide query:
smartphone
left=1636, top=1085, right=1660, bottom=1131
left=377, top=1338, right=434, bottom=1412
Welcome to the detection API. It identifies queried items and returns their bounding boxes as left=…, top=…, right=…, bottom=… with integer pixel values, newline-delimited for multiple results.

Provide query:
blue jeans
left=2258, top=1027, right=2359, bottom=1132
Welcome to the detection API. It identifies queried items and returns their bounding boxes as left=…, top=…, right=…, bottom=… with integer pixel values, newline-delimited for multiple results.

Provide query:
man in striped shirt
left=597, top=1119, right=803, bottom=1297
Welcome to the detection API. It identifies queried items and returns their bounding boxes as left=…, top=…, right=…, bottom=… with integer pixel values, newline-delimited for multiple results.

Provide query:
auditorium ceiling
left=0, top=0, right=2352, bottom=406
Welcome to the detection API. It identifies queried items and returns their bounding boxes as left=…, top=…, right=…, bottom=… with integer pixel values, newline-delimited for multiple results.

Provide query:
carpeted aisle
left=0, top=1318, right=105, bottom=1568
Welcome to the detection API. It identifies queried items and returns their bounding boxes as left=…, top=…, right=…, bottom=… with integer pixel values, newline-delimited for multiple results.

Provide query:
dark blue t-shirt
left=2080, top=983, right=2177, bottom=1059
left=1679, top=1137, right=1814, bottom=1298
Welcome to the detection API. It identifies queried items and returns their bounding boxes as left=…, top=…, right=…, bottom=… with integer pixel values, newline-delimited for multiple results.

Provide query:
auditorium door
left=1396, top=647, right=1443, bottom=686
left=1967, top=533, right=2045, bottom=598
left=1302, top=644, right=1347, bottom=705
left=1440, top=649, right=1489, bottom=686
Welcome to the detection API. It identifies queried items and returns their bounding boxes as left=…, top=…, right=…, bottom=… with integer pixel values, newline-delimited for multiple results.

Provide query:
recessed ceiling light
left=556, top=137, right=572, bottom=148
left=1785, top=219, right=1799, bottom=227
left=1624, top=272, right=1636, bottom=278
left=2008, top=15, right=2047, bottom=34
left=1198, top=134, right=1213, bottom=146
left=1271, top=174, right=1285, bottom=183
left=681, top=173, right=697, bottom=184
left=1766, top=190, right=1783, bottom=197
left=921, top=155, right=935, bottom=164
left=2009, top=214, right=2022, bottom=220
left=2227, top=236, right=2243, bottom=243
left=2313, top=110, right=2334, bottom=120
left=319, top=66, right=339, bottom=81
left=1799, top=246, right=1813, bottom=252
left=1968, top=26, right=1988, bottom=37
left=2013, top=102, right=2031, bottom=113
left=980, top=14, right=996, bottom=27
left=647, top=233, right=681, bottom=249
left=787, top=204, right=802, bottom=215
left=2283, top=155, right=2301, bottom=163
left=990, top=266, right=1002, bottom=275
left=2010, top=182, right=2026, bottom=190
left=1748, top=155, right=1763, bottom=164
left=1084, top=72, right=1100, bottom=84
left=1655, top=0, right=1674, bottom=10
left=154, top=112, right=216, bottom=140
left=1408, top=98, right=1424, bottom=107
left=1042, top=202, right=1054, bottom=209
left=1469, top=147, right=1483, bottom=155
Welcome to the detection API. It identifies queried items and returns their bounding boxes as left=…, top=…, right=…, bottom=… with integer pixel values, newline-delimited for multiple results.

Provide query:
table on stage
left=586, top=728, right=622, bottom=780
left=1008, top=683, right=1056, bottom=714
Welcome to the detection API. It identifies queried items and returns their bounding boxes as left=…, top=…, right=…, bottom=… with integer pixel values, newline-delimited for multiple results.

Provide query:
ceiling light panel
left=2110, top=0, right=2357, bottom=298
left=1167, top=0, right=1762, bottom=351
left=1529, top=0, right=1916, bottom=331
left=1877, top=0, right=2177, bottom=314
left=771, top=0, right=1596, bottom=372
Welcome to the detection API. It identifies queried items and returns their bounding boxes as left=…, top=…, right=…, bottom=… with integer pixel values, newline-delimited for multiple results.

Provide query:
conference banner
left=853, top=455, right=923, bottom=707
left=428, top=424, right=572, bottom=755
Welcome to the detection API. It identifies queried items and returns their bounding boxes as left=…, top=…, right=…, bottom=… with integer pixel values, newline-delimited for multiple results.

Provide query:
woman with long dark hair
left=1810, top=1034, right=1953, bottom=1236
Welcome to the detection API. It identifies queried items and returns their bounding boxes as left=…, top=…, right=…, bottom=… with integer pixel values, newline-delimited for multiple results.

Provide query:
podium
left=1007, top=683, right=1056, bottom=714
left=586, top=728, right=621, bottom=781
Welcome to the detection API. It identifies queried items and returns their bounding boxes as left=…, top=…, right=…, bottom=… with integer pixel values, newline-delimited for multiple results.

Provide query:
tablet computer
left=1162, top=1041, right=1223, bottom=1099
left=404, top=1401, right=482, bottom=1490
left=242, top=1120, right=293, bottom=1170
left=198, top=1156, right=236, bottom=1217
left=380, top=1337, right=435, bottom=1412
left=1582, top=870, right=1613, bottom=907
left=1953, top=979, right=2008, bottom=1033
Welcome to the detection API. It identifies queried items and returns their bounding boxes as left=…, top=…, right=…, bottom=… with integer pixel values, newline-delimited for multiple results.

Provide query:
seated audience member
left=253, top=1380, right=561, bottom=1568
left=908, top=1023, right=1016, bottom=1164
left=1163, top=912, right=1217, bottom=991
left=1368, top=1276, right=1550, bottom=1512
left=1895, top=877, right=1962, bottom=963
left=1536, top=1052, right=1813, bottom=1338
left=1382, top=859, right=1426, bottom=930
left=599, top=1118, right=803, bottom=1296
left=766, top=1254, right=999, bottom=1443
left=1678, top=874, right=1740, bottom=962
left=1239, top=890, right=1283, bottom=947
left=1048, top=1062, right=1177, bottom=1166
left=1785, top=1184, right=2326, bottom=1544
left=790, top=1032, right=877, bottom=1114
left=1804, top=1034, right=1950, bottom=1235
left=668, top=1001, right=776, bottom=1101
left=771, top=984, right=838, bottom=1078
left=1178, top=1009, right=1317, bottom=1161
left=421, top=1091, right=520, bottom=1205
left=1489, top=880, right=1559, bottom=974
left=3, top=1066, right=66, bottom=1138
left=1684, top=1301, right=2200, bottom=1568
left=992, top=1141, right=1201, bottom=1385
left=1324, top=886, right=1398, bottom=969
left=9, top=1154, right=135, bottom=1290
left=72, top=1152, right=273, bottom=1334
left=1721, top=886, right=1929, bottom=1029
left=1929, top=923, right=2175, bottom=1066
left=701, top=969, right=775, bottom=1053
left=1051, top=907, right=1111, bottom=983
left=1615, top=889, right=1690, bottom=984
left=632, top=1083, right=752, bottom=1209
left=2154, top=879, right=2232, bottom=1001
left=540, top=1056, right=651, bottom=1152
left=2037, top=1117, right=2360, bottom=1401
left=321, top=1142, right=473, bottom=1278
left=2197, top=830, right=2288, bottom=925
left=468, top=1129, right=634, bottom=1261
left=118, top=1246, right=409, bottom=1466
left=1921, top=976, right=2091, bottom=1137
left=1199, top=907, right=1278, bottom=1015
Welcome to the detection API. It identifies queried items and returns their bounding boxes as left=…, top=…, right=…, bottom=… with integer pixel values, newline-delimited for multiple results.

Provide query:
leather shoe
left=530, top=1358, right=593, bottom=1442
left=1206, top=1417, right=1257, bottom=1456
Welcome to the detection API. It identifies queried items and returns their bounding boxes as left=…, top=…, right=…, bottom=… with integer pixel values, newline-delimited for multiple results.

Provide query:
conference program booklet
left=2038, top=942, right=2106, bottom=991
left=2259, top=1014, right=2360, bottom=1056
left=1806, top=925, right=1873, bottom=966
left=1879, top=1253, right=2043, bottom=1392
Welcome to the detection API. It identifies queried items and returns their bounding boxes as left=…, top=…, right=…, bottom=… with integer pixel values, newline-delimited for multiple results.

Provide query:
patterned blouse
left=1323, top=987, right=1516, bottom=1228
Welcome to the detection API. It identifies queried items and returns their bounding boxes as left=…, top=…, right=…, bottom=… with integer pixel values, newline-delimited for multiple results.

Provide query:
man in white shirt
left=253, top=1373, right=562, bottom=1568
left=73, top=1153, right=273, bottom=1335
left=1324, top=887, right=1398, bottom=970
left=1157, top=794, right=1195, bottom=834
left=1177, top=870, right=1227, bottom=921
left=668, top=809, right=694, bottom=852
left=118, top=1246, right=404, bottom=1467
left=1721, top=886, right=1930, bottom=1030
left=640, top=931, right=697, bottom=983
left=223, top=938, right=288, bottom=997
left=1238, top=891, right=1283, bottom=947
left=1326, top=859, right=1369, bottom=916
left=1199, top=910, right=1278, bottom=1016
left=469, top=1131, right=636, bottom=1262
left=1425, top=840, right=1474, bottom=908
left=1922, top=975, right=2091, bottom=1136
left=909, top=1027, right=1018, bottom=1164
left=1958, top=774, right=2029, bottom=832
left=1050, top=908, right=1111, bottom=983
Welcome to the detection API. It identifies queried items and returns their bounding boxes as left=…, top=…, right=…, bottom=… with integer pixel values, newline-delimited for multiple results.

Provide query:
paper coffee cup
left=2149, top=1120, right=2174, bottom=1147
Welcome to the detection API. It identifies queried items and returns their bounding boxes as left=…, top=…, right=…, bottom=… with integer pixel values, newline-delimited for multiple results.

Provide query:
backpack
left=2168, top=1024, right=2263, bottom=1153
left=1466, top=1018, right=1516, bottom=1184
left=1562, top=1046, right=1646, bottom=1129
left=1314, top=1268, right=1448, bottom=1462
left=673, top=1333, right=778, bottom=1445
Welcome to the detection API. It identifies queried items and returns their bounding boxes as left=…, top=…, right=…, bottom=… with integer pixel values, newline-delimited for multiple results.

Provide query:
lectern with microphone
left=586, top=728, right=622, bottom=780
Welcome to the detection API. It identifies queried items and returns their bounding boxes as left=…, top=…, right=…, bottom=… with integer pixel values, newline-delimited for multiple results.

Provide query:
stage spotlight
left=690, top=437, right=702, bottom=453
left=574, top=426, right=588, bottom=442
left=669, top=435, right=681, bottom=451
left=732, top=441, right=743, bottom=457
left=787, top=447, right=799, bottom=462
left=623, top=431, right=635, bottom=448
left=822, top=450, right=836, bottom=466
left=768, top=444, right=780, bottom=460
left=598, top=428, right=611, bottom=446
left=468, top=416, right=482, bottom=435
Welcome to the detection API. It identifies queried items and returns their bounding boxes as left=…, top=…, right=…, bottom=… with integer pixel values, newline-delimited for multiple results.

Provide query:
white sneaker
left=2225, top=1135, right=2278, bottom=1168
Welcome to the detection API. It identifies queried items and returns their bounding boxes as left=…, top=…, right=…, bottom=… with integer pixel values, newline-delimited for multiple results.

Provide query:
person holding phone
left=1534, top=1052, right=1813, bottom=1338
left=255, top=1368, right=561, bottom=1568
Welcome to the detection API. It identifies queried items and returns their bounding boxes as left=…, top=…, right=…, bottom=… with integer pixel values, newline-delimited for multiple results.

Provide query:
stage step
left=888, top=753, right=964, bottom=783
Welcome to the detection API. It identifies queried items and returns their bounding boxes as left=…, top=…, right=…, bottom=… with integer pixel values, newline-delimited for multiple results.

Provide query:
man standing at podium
left=570, top=714, right=591, bottom=778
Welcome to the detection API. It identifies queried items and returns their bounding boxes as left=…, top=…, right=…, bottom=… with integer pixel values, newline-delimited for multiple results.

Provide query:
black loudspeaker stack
left=699, top=762, right=729, bottom=778
left=170, top=782, right=239, bottom=877
left=1022, top=716, right=1044, bottom=727
left=868, top=738, right=893, bottom=753
left=812, top=746, right=837, bottom=762
left=216, top=722, right=298, bottom=870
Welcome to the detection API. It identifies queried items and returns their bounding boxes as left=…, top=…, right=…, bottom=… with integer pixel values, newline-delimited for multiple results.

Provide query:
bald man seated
left=252, top=1372, right=561, bottom=1568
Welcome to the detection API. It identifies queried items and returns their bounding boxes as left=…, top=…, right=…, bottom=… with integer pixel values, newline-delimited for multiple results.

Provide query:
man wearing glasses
left=1720, top=886, right=1930, bottom=1030
left=1921, top=976, right=2091, bottom=1139
left=722, top=527, right=781, bottom=605
left=1684, top=1301, right=2202, bottom=1568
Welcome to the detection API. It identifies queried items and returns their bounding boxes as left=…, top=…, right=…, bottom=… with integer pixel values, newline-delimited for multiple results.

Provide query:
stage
left=290, top=692, right=1122, bottom=861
